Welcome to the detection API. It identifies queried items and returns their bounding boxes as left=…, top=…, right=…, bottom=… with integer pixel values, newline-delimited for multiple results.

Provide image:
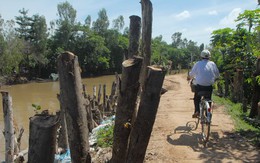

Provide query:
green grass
left=213, top=95, right=260, bottom=147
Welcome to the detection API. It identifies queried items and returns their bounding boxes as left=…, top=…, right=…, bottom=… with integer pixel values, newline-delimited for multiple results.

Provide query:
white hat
left=200, top=49, right=211, bottom=58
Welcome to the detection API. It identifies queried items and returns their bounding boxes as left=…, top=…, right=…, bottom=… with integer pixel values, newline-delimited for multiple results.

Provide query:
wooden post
left=127, top=15, right=141, bottom=59
left=103, top=84, right=107, bottom=113
left=1, top=91, right=15, bottom=163
left=28, top=112, right=59, bottom=163
left=139, top=0, right=153, bottom=90
left=115, top=72, right=120, bottom=97
left=57, top=94, right=69, bottom=150
left=111, top=81, right=116, bottom=97
left=85, top=99, right=94, bottom=132
left=92, top=85, right=96, bottom=114
left=93, top=85, right=97, bottom=98
left=111, top=56, right=143, bottom=163
left=57, top=51, right=91, bottom=163
left=83, top=84, right=87, bottom=98
left=97, top=84, right=102, bottom=105
left=126, top=66, right=166, bottom=163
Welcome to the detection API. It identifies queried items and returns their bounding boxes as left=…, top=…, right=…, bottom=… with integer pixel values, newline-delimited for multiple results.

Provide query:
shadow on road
left=167, top=124, right=260, bottom=162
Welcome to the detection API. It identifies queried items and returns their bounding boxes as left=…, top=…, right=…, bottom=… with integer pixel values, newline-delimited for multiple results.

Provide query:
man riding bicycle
left=187, top=49, right=220, bottom=118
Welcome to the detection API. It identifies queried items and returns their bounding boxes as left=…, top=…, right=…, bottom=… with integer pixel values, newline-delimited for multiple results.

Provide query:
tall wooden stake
left=127, top=15, right=141, bottom=59
left=57, top=51, right=91, bottom=163
left=126, top=66, right=166, bottom=163
left=28, top=113, right=59, bottom=163
left=111, top=56, right=143, bottom=163
left=1, top=91, right=15, bottom=163
left=139, top=0, right=153, bottom=90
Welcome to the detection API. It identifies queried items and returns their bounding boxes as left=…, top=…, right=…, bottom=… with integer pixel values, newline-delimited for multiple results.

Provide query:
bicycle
left=194, top=91, right=213, bottom=146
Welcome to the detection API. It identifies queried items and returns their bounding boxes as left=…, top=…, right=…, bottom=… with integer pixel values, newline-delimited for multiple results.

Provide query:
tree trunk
left=232, top=69, right=243, bottom=103
left=126, top=66, right=166, bottom=163
left=1, top=91, right=15, bottom=163
left=249, top=82, right=260, bottom=118
left=28, top=113, right=59, bottom=163
left=57, top=51, right=91, bottom=163
left=224, top=71, right=230, bottom=97
left=111, top=56, right=143, bottom=163
left=249, top=58, right=260, bottom=118
left=139, top=0, right=153, bottom=90
left=127, top=15, right=141, bottom=59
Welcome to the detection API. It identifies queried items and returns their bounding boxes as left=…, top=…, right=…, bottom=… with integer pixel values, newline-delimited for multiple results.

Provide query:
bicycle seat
left=198, top=91, right=211, bottom=97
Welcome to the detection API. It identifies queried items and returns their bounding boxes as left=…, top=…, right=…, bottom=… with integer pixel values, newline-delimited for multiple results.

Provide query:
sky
left=0, top=0, right=259, bottom=45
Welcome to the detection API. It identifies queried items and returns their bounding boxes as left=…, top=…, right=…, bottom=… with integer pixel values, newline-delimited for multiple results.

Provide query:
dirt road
left=145, top=73, right=260, bottom=163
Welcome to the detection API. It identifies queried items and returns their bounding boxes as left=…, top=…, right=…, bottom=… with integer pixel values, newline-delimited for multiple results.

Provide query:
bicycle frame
left=200, top=97, right=212, bottom=124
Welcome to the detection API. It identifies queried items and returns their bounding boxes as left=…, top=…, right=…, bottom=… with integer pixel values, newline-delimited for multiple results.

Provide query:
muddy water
left=0, top=75, right=115, bottom=159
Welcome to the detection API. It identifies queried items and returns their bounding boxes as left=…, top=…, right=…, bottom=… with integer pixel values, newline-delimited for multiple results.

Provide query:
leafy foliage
left=32, top=103, right=42, bottom=114
left=96, top=124, right=114, bottom=148
left=211, top=8, right=260, bottom=117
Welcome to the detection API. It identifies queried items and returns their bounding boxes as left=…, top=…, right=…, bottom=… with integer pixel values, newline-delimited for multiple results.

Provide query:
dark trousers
left=194, top=85, right=213, bottom=113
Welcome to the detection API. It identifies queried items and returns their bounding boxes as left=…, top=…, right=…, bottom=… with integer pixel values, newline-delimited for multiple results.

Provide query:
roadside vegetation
left=213, top=95, right=260, bottom=147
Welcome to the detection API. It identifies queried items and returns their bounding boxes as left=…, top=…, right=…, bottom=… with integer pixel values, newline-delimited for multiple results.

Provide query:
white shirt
left=189, top=59, right=219, bottom=86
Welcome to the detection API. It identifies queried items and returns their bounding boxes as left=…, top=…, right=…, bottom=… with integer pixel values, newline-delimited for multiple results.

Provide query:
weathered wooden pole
left=126, top=66, right=166, bottom=163
left=57, top=94, right=69, bottom=150
left=28, top=112, right=59, bottom=163
left=97, top=84, right=102, bottom=104
left=1, top=91, right=15, bottom=163
left=139, top=0, right=153, bottom=90
left=57, top=51, right=91, bottom=163
left=103, top=84, right=107, bottom=113
left=85, top=99, right=94, bottom=132
left=127, top=15, right=141, bottom=59
left=111, top=56, right=143, bottom=163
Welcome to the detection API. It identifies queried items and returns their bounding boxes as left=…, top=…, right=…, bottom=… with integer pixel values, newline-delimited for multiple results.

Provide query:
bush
left=96, top=124, right=114, bottom=148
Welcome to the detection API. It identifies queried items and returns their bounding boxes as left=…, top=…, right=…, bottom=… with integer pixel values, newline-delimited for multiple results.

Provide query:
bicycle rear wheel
left=201, top=109, right=210, bottom=144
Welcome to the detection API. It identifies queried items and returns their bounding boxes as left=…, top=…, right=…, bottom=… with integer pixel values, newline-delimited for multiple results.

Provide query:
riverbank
left=1, top=73, right=259, bottom=162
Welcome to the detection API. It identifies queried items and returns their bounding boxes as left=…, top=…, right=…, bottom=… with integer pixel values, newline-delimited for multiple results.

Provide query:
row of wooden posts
left=1, top=1, right=164, bottom=162
left=0, top=74, right=119, bottom=163
left=1, top=54, right=165, bottom=163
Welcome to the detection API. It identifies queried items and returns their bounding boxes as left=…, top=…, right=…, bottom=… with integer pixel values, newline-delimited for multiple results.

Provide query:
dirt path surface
left=145, top=73, right=260, bottom=163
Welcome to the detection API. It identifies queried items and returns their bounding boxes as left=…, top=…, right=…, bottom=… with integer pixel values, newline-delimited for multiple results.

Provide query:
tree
left=236, top=9, right=260, bottom=33
left=151, top=35, right=168, bottom=65
left=15, top=8, right=32, bottom=40
left=104, top=29, right=128, bottom=73
left=55, top=1, right=77, bottom=50
left=29, top=14, right=48, bottom=77
left=84, top=15, right=91, bottom=28
left=112, top=15, right=125, bottom=32
left=171, top=32, right=182, bottom=48
left=92, top=8, right=110, bottom=36
left=0, top=19, right=25, bottom=75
